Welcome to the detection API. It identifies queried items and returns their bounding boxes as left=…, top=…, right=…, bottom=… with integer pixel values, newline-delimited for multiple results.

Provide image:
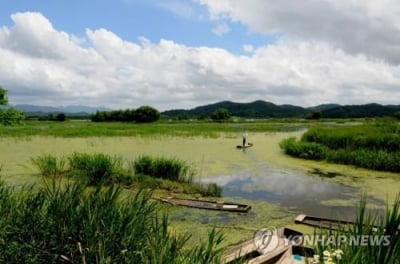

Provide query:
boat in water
left=222, top=227, right=307, bottom=264
left=152, top=197, right=251, bottom=213
left=236, top=142, right=254, bottom=149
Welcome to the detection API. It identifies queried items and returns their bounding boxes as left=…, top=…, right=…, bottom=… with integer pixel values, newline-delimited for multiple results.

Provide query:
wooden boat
left=295, top=214, right=400, bottom=232
left=236, top=142, right=254, bottom=149
left=152, top=197, right=251, bottom=213
left=294, top=214, right=355, bottom=231
left=222, top=228, right=304, bottom=264
left=275, top=245, right=315, bottom=264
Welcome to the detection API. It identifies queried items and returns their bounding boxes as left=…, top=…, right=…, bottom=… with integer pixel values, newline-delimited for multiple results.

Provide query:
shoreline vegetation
left=280, top=121, right=400, bottom=173
left=1, top=178, right=398, bottom=263
left=31, top=152, right=222, bottom=197
left=1, top=118, right=400, bottom=263
left=0, top=119, right=306, bottom=137
left=0, top=180, right=225, bottom=263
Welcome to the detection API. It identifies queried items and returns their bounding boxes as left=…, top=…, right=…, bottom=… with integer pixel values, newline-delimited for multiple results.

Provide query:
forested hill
left=162, top=100, right=400, bottom=119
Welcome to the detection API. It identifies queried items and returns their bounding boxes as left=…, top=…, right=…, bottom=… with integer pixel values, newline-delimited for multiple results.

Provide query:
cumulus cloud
left=198, top=0, right=400, bottom=64
left=1, top=12, right=400, bottom=109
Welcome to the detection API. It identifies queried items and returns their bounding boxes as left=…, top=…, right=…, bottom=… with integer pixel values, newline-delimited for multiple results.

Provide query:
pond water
left=1, top=133, right=399, bottom=245
left=202, top=163, right=384, bottom=220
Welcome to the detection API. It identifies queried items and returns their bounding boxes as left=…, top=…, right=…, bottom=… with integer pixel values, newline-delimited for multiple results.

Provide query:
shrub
left=0, top=107, right=25, bottom=126
left=68, top=153, right=123, bottom=185
left=31, top=154, right=66, bottom=177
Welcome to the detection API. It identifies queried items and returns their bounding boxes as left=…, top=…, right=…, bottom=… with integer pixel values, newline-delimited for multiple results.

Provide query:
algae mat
left=1, top=132, right=399, bottom=246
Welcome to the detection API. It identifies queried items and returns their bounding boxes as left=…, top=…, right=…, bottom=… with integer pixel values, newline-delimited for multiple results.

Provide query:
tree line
left=91, top=105, right=160, bottom=123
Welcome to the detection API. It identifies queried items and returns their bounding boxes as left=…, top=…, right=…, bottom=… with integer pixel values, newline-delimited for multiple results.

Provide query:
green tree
left=211, top=108, right=230, bottom=122
left=0, top=86, right=7, bottom=105
left=0, top=86, right=24, bottom=126
left=0, top=108, right=25, bottom=126
left=393, top=111, right=400, bottom=120
left=306, top=111, right=322, bottom=120
left=55, top=113, right=66, bottom=122
left=134, top=106, right=160, bottom=123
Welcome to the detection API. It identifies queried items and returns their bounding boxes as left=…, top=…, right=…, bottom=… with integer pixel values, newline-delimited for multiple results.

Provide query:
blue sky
left=0, top=0, right=400, bottom=109
left=0, top=0, right=275, bottom=54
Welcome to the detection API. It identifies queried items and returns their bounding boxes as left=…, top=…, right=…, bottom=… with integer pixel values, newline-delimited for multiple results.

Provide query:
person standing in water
left=242, top=134, right=247, bottom=147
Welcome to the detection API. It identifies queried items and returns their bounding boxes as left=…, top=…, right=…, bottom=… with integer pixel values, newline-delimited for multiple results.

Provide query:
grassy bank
left=281, top=121, right=400, bottom=173
left=0, top=180, right=224, bottom=263
left=31, top=153, right=222, bottom=197
left=0, top=120, right=304, bottom=137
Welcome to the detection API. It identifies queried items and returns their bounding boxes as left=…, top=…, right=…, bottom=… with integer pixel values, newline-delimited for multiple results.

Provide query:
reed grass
left=68, top=152, right=125, bottom=185
left=31, top=154, right=66, bottom=177
left=281, top=122, right=400, bottom=172
left=133, top=155, right=194, bottom=183
left=0, top=179, right=224, bottom=263
left=313, top=195, right=400, bottom=264
left=280, top=137, right=328, bottom=160
left=31, top=153, right=222, bottom=197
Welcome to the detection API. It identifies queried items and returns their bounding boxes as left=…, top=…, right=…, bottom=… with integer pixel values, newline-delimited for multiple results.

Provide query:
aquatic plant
left=68, top=152, right=125, bottom=185
left=0, top=180, right=224, bottom=263
left=31, top=154, right=66, bottom=177
left=0, top=119, right=304, bottom=137
left=280, top=137, right=328, bottom=160
left=133, top=155, right=194, bottom=183
left=313, top=195, right=400, bottom=264
left=281, top=122, right=400, bottom=172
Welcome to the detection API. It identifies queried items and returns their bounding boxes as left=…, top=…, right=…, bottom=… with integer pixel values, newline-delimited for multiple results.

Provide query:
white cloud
left=211, top=22, right=230, bottom=36
left=1, top=12, right=400, bottom=110
left=243, top=44, right=254, bottom=53
left=197, top=0, right=400, bottom=64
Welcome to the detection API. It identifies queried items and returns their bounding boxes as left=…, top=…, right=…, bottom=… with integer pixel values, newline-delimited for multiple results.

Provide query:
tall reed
left=133, top=155, right=194, bottom=182
left=68, top=152, right=124, bottom=185
left=313, top=195, right=400, bottom=264
left=31, top=154, right=66, bottom=177
left=281, top=122, right=400, bottom=172
left=0, top=179, right=224, bottom=263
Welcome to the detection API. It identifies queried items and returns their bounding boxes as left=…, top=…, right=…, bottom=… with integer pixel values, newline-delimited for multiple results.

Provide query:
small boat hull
left=295, top=214, right=357, bottom=231
left=153, top=197, right=251, bottom=213
left=236, top=143, right=254, bottom=149
left=295, top=214, right=400, bottom=232
left=222, top=228, right=304, bottom=264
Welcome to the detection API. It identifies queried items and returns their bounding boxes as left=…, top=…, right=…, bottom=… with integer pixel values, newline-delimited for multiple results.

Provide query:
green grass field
left=0, top=120, right=305, bottom=137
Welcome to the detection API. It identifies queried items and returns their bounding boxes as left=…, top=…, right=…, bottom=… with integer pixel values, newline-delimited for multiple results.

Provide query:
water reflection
left=202, top=164, right=384, bottom=219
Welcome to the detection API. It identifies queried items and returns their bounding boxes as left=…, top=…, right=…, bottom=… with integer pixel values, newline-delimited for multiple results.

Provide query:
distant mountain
left=308, top=104, right=341, bottom=112
left=162, top=101, right=400, bottom=119
left=163, top=100, right=309, bottom=118
left=320, top=103, right=400, bottom=118
left=13, top=104, right=110, bottom=115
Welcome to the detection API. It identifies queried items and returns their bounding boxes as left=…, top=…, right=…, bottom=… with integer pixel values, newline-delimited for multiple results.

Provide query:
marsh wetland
left=1, top=120, right=399, bottom=249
